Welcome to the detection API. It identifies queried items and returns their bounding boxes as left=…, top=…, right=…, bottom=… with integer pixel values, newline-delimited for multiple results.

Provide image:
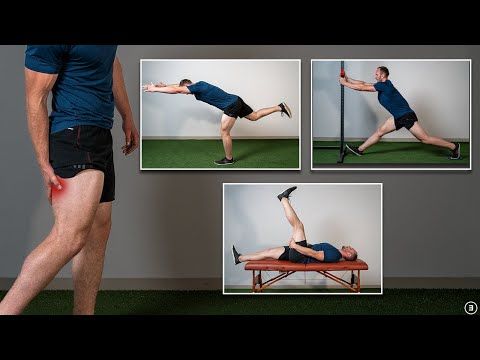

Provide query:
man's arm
left=112, top=57, right=139, bottom=155
left=340, top=77, right=376, bottom=92
left=25, top=68, right=61, bottom=202
left=289, top=240, right=325, bottom=261
left=143, top=83, right=190, bottom=94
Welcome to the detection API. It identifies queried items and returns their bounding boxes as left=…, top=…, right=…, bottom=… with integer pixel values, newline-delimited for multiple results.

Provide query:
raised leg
left=280, top=198, right=306, bottom=242
left=245, top=105, right=281, bottom=121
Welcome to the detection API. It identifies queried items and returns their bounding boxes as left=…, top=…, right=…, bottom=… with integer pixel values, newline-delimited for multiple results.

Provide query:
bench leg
left=357, top=269, right=361, bottom=293
left=251, top=270, right=263, bottom=293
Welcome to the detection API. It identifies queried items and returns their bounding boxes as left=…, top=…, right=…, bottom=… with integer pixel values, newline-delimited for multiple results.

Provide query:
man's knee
left=54, top=223, right=91, bottom=256
left=92, top=213, right=112, bottom=234
left=247, top=112, right=258, bottom=121
left=420, top=136, right=432, bottom=145
left=220, top=124, right=231, bottom=136
left=376, top=127, right=387, bottom=138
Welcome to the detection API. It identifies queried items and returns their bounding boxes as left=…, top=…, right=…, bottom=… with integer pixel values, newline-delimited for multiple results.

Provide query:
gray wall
left=142, top=60, right=300, bottom=138
left=312, top=60, right=470, bottom=140
left=224, top=184, right=382, bottom=287
left=1, top=45, right=479, bottom=288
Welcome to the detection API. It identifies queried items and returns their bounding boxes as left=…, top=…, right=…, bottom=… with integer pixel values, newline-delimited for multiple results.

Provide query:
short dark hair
left=179, top=79, right=192, bottom=86
left=345, top=252, right=358, bottom=261
left=378, top=66, right=389, bottom=77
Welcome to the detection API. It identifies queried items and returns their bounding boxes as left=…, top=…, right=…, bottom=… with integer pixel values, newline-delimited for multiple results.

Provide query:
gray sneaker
left=346, top=144, right=363, bottom=156
left=279, top=102, right=292, bottom=118
left=449, top=143, right=461, bottom=160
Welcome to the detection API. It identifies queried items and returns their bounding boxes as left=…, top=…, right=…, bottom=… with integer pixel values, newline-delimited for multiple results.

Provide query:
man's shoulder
left=374, top=80, right=391, bottom=91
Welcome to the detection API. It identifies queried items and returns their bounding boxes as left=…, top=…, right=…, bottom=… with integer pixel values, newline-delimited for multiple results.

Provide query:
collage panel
left=223, top=183, right=383, bottom=295
left=311, top=59, right=471, bottom=170
left=140, top=59, right=301, bottom=170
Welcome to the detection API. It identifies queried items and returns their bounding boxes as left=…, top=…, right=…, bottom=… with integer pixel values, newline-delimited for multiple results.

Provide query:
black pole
left=338, top=60, right=346, bottom=163
left=313, top=60, right=346, bottom=164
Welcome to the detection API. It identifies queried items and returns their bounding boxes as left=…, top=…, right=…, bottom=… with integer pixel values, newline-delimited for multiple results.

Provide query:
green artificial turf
left=1, top=289, right=477, bottom=315
left=312, top=141, right=469, bottom=166
left=142, top=139, right=299, bottom=169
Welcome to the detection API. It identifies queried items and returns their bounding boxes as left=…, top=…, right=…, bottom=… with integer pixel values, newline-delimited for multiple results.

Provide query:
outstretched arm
left=339, top=76, right=376, bottom=92
left=289, top=239, right=325, bottom=261
left=142, top=83, right=190, bottom=94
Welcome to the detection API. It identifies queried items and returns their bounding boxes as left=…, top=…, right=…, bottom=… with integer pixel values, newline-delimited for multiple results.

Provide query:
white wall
left=312, top=60, right=470, bottom=140
left=142, top=60, right=300, bottom=138
left=224, top=184, right=382, bottom=288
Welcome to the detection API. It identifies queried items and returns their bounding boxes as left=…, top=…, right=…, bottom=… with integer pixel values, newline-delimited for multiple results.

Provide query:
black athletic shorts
left=49, top=125, right=115, bottom=203
left=278, top=240, right=310, bottom=263
left=223, top=97, right=253, bottom=119
left=394, top=111, right=418, bottom=130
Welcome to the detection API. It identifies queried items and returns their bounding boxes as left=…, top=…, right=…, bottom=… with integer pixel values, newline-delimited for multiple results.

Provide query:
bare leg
left=409, top=122, right=456, bottom=150
left=72, top=202, right=112, bottom=315
left=238, top=247, right=286, bottom=262
left=245, top=105, right=282, bottom=121
left=220, top=114, right=236, bottom=159
left=0, top=170, right=104, bottom=315
left=358, top=117, right=396, bottom=152
left=280, top=198, right=306, bottom=242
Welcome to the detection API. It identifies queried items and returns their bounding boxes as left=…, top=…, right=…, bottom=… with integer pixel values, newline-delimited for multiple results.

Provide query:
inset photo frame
left=223, top=183, right=383, bottom=295
left=311, top=59, right=471, bottom=170
left=140, top=59, right=301, bottom=170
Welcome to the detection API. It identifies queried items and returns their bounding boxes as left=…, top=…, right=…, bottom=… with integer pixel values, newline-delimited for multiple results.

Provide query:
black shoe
left=346, top=144, right=363, bottom=156
left=232, top=245, right=242, bottom=265
left=277, top=186, right=297, bottom=201
left=449, top=143, right=461, bottom=160
left=279, top=102, right=292, bottom=118
left=214, top=157, right=235, bottom=165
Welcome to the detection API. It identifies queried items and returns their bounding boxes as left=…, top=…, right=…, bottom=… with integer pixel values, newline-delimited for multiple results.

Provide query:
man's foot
left=346, top=144, right=363, bottom=156
left=277, top=186, right=297, bottom=201
left=449, top=143, right=461, bottom=160
left=232, top=245, right=242, bottom=265
left=279, top=102, right=292, bottom=118
left=214, top=157, right=235, bottom=165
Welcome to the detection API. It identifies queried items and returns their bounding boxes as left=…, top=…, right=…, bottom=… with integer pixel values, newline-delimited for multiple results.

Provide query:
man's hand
left=289, top=238, right=298, bottom=249
left=122, top=119, right=139, bottom=155
left=142, top=82, right=156, bottom=92
left=41, top=165, right=61, bottom=204
left=143, top=82, right=165, bottom=92
left=339, top=77, right=348, bottom=86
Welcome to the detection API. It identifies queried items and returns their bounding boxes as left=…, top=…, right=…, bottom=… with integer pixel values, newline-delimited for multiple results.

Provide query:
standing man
left=0, top=45, right=139, bottom=315
left=340, top=66, right=461, bottom=160
left=143, top=80, right=292, bottom=165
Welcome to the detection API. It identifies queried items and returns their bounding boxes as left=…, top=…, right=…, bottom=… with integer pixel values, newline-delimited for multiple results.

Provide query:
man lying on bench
left=232, top=186, right=358, bottom=265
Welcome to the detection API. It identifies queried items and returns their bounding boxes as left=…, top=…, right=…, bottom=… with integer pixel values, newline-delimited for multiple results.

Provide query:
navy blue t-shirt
left=25, top=45, right=118, bottom=133
left=374, top=80, right=413, bottom=119
left=308, top=243, right=342, bottom=263
left=187, top=81, right=238, bottom=110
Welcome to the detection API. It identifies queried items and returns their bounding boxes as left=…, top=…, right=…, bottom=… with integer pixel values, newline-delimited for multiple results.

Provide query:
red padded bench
left=244, top=259, right=369, bottom=293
